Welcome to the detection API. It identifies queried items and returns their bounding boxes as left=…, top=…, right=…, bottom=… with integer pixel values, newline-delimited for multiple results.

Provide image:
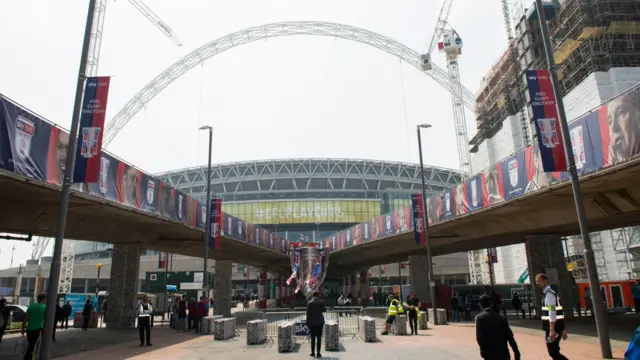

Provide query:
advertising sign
left=411, top=194, right=426, bottom=245
left=222, top=200, right=380, bottom=224
left=209, top=198, right=222, bottom=249
left=73, top=76, right=111, bottom=183
left=525, top=70, right=568, bottom=172
left=63, top=294, right=98, bottom=319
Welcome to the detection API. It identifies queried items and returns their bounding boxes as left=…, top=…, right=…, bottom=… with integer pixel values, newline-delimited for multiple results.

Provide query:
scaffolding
left=565, top=232, right=608, bottom=282
left=58, top=240, right=76, bottom=294
left=612, top=227, right=640, bottom=279
left=468, top=250, right=491, bottom=284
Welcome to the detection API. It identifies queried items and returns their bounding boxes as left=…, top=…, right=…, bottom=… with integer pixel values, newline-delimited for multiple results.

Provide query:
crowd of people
left=170, top=295, right=213, bottom=333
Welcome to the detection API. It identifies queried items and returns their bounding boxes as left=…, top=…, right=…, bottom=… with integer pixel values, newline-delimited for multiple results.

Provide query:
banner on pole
left=411, top=194, right=426, bottom=245
left=158, top=252, right=167, bottom=269
left=525, top=70, right=568, bottom=172
left=209, top=198, right=222, bottom=249
left=74, top=76, right=111, bottom=183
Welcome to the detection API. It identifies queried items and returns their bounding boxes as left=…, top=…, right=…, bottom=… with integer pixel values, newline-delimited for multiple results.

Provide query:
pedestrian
left=631, top=281, right=640, bottom=314
left=21, top=293, right=47, bottom=360
left=102, top=299, right=108, bottom=324
left=491, top=289, right=506, bottom=317
left=61, top=300, right=72, bottom=329
left=381, top=294, right=404, bottom=335
left=53, top=302, right=62, bottom=341
left=405, top=292, right=420, bottom=335
left=138, top=296, right=153, bottom=346
left=584, top=287, right=593, bottom=316
left=465, top=294, right=472, bottom=321
left=457, top=293, right=466, bottom=321
left=82, top=298, right=93, bottom=331
left=475, top=294, right=521, bottom=360
left=450, top=293, right=460, bottom=322
left=187, top=298, right=197, bottom=331
left=306, top=291, right=326, bottom=358
left=535, top=273, right=568, bottom=360
left=0, top=298, right=8, bottom=343
left=177, top=295, right=187, bottom=332
left=512, top=293, right=523, bottom=319
left=337, top=294, right=345, bottom=317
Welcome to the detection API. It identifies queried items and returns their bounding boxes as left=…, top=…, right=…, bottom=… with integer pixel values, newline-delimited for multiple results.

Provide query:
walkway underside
left=328, top=157, right=640, bottom=274
left=0, top=170, right=288, bottom=272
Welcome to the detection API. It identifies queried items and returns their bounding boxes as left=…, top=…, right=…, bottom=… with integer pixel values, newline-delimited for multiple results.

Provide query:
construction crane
left=58, top=0, right=183, bottom=294
left=31, top=237, right=50, bottom=260
left=420, top=0, right=471, bottom=177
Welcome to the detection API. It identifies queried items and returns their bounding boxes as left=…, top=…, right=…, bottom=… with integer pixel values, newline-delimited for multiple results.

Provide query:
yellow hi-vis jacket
left=388, top=299, right=404, bottom=316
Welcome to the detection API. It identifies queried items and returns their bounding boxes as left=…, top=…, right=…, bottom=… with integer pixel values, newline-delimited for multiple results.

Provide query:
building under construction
left=471, top=0, right=640, bottom=151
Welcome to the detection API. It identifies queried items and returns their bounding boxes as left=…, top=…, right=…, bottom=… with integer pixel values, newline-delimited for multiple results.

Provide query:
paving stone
left=246, top=319, right=267, bottom=345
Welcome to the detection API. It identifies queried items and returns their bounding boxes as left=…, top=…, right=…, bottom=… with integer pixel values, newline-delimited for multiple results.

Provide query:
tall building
left=469, top=0, right=640, bottom=283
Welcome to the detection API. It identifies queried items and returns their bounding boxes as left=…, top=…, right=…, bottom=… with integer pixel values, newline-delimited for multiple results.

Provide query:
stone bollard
left=277, top=322, right=296, bottom=353
left=390, top=315, right=408, bottom=335
left=419, top=311, right=429, bottom=330
left=200, top=315, right=223, bottom=335
left=324, top=321, right=340, bottom=351
left=214, top=318, right=236, bottom=340
left=427, top=308, right=448, bottom=325
left=358, top=316, right=377, bottom=342
left=246, top=319, right=267, bottom=345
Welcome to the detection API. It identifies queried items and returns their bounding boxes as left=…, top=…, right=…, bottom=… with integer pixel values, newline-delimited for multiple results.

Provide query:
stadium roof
left=156, top=158, right=462, bottom=199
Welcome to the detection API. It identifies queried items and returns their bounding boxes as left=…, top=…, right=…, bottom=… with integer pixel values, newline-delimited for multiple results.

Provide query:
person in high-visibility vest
left=381, top=294, right=404, bottom=335
left=535, top=273, right=568, bottom=360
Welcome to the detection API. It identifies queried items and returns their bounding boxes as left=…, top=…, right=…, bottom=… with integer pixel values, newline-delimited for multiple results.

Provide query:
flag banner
left=411, top=194, right=426, bottom=245
left=139, top=172, right=159, bottom=213
left=465, top=174, right=484, bottom=211
left=599, top=86, right=640, bottom=166
left=86, top=152, right=117, bottom=201
left=382, top=213, right=395, bottom=236
left=561, top=112, right=604, bottom=180
left=73, top=76, right=111, bottom=183
left=116, top=162, right=140, bottom=208
left=502, top=150, right=527, bottom=200
left=525, top=70, right=568, bottom=172
left=482, top=165, right=504, bottom=206
left=174, top=190, right=187, bottom=223
left=441, top=188, right=455, bottom=220
left=209, top=198, right=222, bottom=249
left=158, top=252, right=167, bottom=269
left=454, top=183, right=469, bottom=215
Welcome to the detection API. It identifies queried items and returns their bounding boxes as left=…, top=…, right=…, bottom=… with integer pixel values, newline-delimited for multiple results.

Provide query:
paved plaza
left=0, top=315, right=634, bottom=360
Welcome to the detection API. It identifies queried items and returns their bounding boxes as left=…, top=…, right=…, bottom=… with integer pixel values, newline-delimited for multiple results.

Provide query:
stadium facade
left=0, top=158, right=471, bottom=300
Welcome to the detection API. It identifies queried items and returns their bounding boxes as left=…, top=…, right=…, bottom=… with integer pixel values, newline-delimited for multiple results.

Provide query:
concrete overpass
left=0, top=169, right=289, bottom=273
left=329, top=156, right=640, bottom=273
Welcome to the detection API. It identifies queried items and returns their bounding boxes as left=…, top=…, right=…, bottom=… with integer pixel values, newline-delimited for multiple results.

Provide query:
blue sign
left=295, top=321, right=310, bottom=336
left=63, top=293, right=97, bottom=319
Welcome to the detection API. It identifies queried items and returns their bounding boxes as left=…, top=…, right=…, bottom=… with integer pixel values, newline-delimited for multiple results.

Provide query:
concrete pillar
left=214, top=260, right=232, bottom=317
left=359, top=270, right=370, bottom=306
left=409, top=254, right=432, bottom=305
left=83, top=278, right=89, bottom=294
left=258, top=267, right=267, bottom=309
left=105, top=244, right=140, bottom=328
left=526, top=236, right=574, bottom=319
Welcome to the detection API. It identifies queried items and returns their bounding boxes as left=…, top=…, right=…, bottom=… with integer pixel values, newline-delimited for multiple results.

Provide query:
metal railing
left=261, top=309, right=360, bottom=339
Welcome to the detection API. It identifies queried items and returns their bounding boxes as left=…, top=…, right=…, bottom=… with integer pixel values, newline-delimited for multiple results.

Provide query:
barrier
left=261, top=310, right=359, bottom=339
left=200, top=315, right=223, bottom=334
left=358, top=316, right=377, bottom=342
left=419, top=311, right=428, bottom=330
left=390, top=315, right=408, bottom=335
left=428, top=308, right=447, bottom=325
left=324, top=321, right=340, bottom=351
left=246, top=319, right=267, bottom=345
left=277, top=322, right=296, bottom=352
left=214, top=318, right=236, bottom=340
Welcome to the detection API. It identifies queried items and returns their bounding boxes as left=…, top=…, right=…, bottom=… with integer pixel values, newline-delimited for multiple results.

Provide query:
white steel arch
left=104, top=21, right=477, bottom=145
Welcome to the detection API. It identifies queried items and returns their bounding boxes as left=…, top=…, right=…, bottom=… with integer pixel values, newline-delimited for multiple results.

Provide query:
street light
left=533, top=0, right=611, bottom=356
left=95, top=263, right=102, bottom=297
left=199, top=125, right=213, bottom=296
left=416, top=123, right=437, bottom=318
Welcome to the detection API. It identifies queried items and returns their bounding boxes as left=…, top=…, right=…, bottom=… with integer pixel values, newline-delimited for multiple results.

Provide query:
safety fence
left=261, top=309, right=360, bottom=339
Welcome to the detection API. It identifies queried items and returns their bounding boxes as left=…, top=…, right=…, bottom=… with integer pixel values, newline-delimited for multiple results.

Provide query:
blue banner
left=501, top=150, right=526, bottom=200
left=63, top=293, right=98, bottom=319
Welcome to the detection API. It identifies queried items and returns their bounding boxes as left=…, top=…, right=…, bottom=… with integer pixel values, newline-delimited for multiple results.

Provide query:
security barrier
left=261, top=309, right=360, bottom=339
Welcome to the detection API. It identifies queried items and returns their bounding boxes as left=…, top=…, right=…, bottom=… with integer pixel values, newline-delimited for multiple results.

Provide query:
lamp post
left=416, top=123, right=437, bottom=316
left=40, top=2, right=98, bottom=357
left=95, top=263, right=102, bottom=297
left=199, top=125, right=213, bottom=296
left=533, top=1, right=611, bottom=357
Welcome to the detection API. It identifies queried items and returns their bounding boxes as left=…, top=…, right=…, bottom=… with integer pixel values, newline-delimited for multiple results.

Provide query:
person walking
left=53, top=302, right=62, bottom=341
left=138, top=296, right=153, bottom=346
left=187, top=298, right=197, bottom=331
left=21, top=293, right=47, bottom=360
left=177, top=296, right=187, bottom=332
left=450, top=293, right=460, bottom=322
left=475, top=295, right=521, bottom=360
left=632, top=281, right=640, bottom=314
left=512, top=293, right=524, bottom=319
left=61, top=300, right=72, bottom=329
left=82, top=298, right=93, bottom=331
left=381, top=294, right=404, bottom=335
left=457, top=293, right=466, bottom=321
left=0, top=298, right=8, bottom=344
left=306, top=291, right=326, bottom=357
left=535, top=273, right=569, bottom=360
left=405, top=293, right=420, bottom=335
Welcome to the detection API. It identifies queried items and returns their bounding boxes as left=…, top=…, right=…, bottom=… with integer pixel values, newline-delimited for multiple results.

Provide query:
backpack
left=625, top=325, right=640, bottom=360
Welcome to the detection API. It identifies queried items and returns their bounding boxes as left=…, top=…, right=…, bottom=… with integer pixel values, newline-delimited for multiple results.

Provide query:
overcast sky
left=0, top=0, right=519, bottom=268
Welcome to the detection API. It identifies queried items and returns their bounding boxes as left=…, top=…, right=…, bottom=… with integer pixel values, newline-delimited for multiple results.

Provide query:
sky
left=0, top=0, right=511, bottom=268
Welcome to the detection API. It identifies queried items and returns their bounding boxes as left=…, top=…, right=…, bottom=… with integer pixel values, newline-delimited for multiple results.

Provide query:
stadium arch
left=104, top=21, right=477, bottom=145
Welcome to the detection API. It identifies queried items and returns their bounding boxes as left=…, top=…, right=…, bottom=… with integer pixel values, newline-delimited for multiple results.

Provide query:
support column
left=526, top=236, right=574, bottom=319
left=359, top=270, right=370, bottom=306
left=258, top=267, right=267, bottom=309
left=214, top=260, right=232, bottom=317
left=409, top=255, right=432, bottom=306
left=105, top=244, right=140, bottom=328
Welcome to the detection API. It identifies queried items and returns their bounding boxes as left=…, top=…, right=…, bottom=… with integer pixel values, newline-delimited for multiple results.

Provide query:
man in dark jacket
left=61, top=300, right=72, bottom=329
left=306, top=291, right=326, bottom=358
left=476, top=295, right=520, bottom=360
left=53, top=302, right=62, bottom=340
left=0, top=298, right=8, bottom=343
